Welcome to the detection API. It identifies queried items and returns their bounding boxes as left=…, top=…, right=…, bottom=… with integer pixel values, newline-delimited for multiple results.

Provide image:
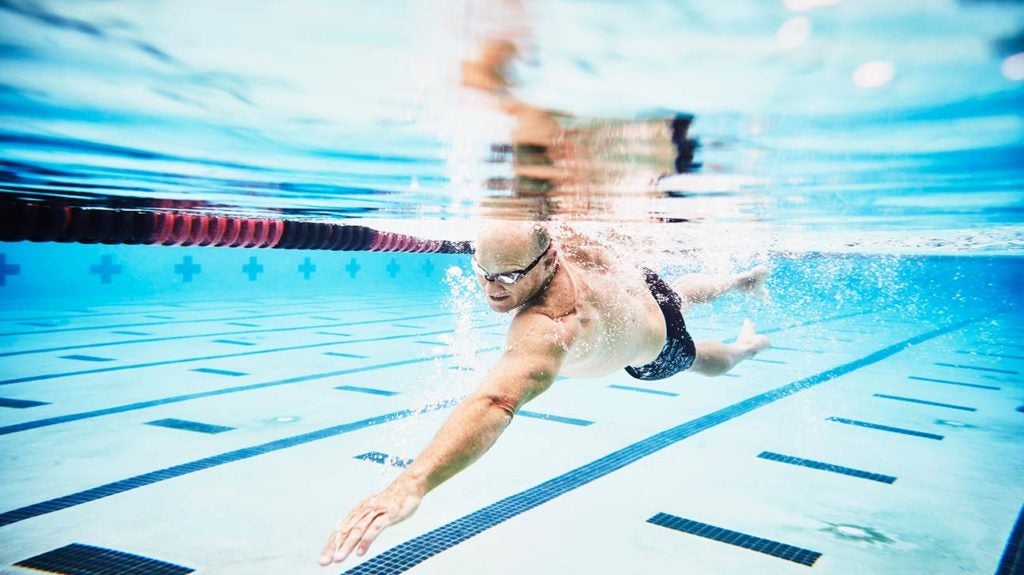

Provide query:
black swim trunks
left=625, top=268, right=697, bottom=381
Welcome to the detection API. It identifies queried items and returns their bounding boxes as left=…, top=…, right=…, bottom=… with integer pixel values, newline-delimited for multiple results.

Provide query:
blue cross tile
left=174, top=256, right=201, bottom=282
left=89, top=255, right=122, bottom=284
left=345, top=258, right=361, bottom=279
left=242, top=256, right=264, bottom=281
left=0, top=254, right=21, bottom=287
left=298, top=257, right=317, bottom=279
left=386, top=258, right=400, bottom=278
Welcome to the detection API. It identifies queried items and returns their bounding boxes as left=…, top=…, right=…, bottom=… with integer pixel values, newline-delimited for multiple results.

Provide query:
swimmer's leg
left=671, top=265, right=769, bottom=311
left=689, top=319, right=770, bottom=377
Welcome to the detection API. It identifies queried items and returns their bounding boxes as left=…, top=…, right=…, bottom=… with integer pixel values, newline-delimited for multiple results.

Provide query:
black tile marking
left=14, top=542, right=194, bottom=574
left=212, top=339, right=256, bottom=346
left=873, top=393, right=977, bottom=411
left=355, top=451, right=413, bottom=468
left=996, top=503, right=1024, bottom=575
left=335, top=316, right=983, bottom=575
left=318, top=331, right=353, bottom=337
left=111, top=330, right=150, bottom=335
left=647, top=512, right=821, bottom=567
left=325, top=351, right=368, bottom=359
left=226, top=322, right=260, bottom=327
left=758, top=451, right=896, bottom=483
left=392, top=324, right=424, bottom=329
left=147, top=418, right=235, bottom=434
left=751, top=358, right=787, bottom=364
left=59, top=354, right=115, bottom=362
left=191, top=368, right=248, bottom=377
left=935, top=362, right=1018, bottom=375
left=335, top=385, right=399, bottom=396
left=908, top=375, right=1001, bottom=390
left=0, top=397, right=49, bottom=408
left=826, top=417, right=943, bottom=440
left=517, top=411, right=594, bottom=426
left=608, top=384, right=679, bottom=397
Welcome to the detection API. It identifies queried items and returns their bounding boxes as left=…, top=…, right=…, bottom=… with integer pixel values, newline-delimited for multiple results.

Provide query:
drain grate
left=14, top=543, right=194, bottom=575
left=647, top=513, right=822, bottom=566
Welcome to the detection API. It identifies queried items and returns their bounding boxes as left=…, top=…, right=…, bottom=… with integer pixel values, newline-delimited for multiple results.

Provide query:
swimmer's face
left=473, top=242, right=554, bottom=313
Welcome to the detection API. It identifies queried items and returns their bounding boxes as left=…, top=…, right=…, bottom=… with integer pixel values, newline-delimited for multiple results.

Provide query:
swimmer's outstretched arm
left=319, top=313, right=573, bottom=566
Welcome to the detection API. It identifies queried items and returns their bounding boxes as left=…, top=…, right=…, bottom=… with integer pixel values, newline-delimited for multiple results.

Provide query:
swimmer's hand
left=319, top=480, right=423, bottom=566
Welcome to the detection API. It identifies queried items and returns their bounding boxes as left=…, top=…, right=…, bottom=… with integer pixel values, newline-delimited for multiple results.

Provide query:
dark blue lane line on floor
left=646, top=512, right=821, bottom=567
left=59, top=354, right=115, bottom=362
left=338, top=315, right=982, bottom=575
left=355, top=451, right=413, bottom=468
left=192, top=368, right=248, bottom=377
left=0, top=345, right=502, bottom=437
left=0, top=323, right=494, bottom=386
left=757, top=451, right=897, bottom=484
left=0, top=397, right=49, bottom=408
left=146, top=418, right=235, bottom=434
left=935, top=362, right=1019, bottom=375
left=393, top=324, right=424, bottom=329
left=415, top=340, right=448, bottom=346
left=996, top=503, right=1024, bottom=575
left=956, top=350, right=1024, bottom=361
left=908, top=375, right=1001, bottom=391
left=609, top=384, right=679, bottom=397
left=226, top=322, right=260, bottom=327
left=0, top=399, right=461, bottom=528
left=325, top=352, right=368, bottom=359
left=111, top=330, right=150, bottom=336
left=873, top=394, right=977, bottom=411
left=751, top=358, right=787, bottom=364
left=212, top=339, right=256, bottom=346
left=319, top=332, right=353, bottom=337
left=0, top=299, right=446, bottom=338
left=769, top=346, right=824, bottom=353
left=826, top=417, right=943, bottom=440
left=336, top=385, right=398, bottom=396
left=14, top=542, right=194, bottom=575
left=517, top=411, right=594, bottom=426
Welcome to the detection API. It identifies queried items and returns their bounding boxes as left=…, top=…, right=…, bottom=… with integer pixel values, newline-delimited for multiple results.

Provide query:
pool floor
left=0, top=290, right=1021, bottom=574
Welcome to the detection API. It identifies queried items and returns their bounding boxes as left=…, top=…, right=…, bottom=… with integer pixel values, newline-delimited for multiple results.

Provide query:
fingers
left=319, top=507, right=389, bottom=566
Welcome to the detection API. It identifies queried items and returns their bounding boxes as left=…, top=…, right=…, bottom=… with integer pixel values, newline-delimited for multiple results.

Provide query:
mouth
left=488, top=293, right=511, bottom=303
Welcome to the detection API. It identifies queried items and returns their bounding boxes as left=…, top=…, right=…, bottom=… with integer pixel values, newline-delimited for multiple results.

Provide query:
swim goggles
left=472, top=243, right=551, bottom=285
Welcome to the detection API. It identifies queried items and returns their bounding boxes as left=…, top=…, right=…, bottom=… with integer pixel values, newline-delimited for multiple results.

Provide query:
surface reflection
left=457, top=0, right=701, bottom=221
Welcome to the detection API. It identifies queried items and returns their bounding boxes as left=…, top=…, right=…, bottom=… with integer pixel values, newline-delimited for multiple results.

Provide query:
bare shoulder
left=506, top=307, right=579, bottom=356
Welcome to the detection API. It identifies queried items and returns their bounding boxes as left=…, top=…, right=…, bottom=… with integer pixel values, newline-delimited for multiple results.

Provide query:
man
left=319, top=221, right=770, bottom=566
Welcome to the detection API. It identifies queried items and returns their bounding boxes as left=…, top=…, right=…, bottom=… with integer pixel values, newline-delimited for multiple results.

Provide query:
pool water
left=0, top=243, right=1020, bottom=574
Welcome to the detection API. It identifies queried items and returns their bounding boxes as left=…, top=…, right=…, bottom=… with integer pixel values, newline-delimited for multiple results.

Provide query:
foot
left=733, top=265, right=770, bottom=301
left=736, top=319, right=770, bottom=357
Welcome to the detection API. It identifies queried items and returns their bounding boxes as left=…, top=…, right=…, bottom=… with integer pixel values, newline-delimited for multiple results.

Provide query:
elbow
left=482, top=394, right=519, bottom=422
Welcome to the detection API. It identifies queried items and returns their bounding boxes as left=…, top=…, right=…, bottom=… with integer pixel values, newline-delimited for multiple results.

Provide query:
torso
left=515, top=233, right=667, bottom=378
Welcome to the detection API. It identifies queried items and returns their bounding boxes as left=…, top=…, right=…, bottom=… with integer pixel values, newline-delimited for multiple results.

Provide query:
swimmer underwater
left=319, top=221, right=770, bottom=565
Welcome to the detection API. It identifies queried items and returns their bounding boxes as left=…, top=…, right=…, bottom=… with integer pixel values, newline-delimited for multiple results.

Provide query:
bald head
left=474, top=221, right=549, bottom=269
